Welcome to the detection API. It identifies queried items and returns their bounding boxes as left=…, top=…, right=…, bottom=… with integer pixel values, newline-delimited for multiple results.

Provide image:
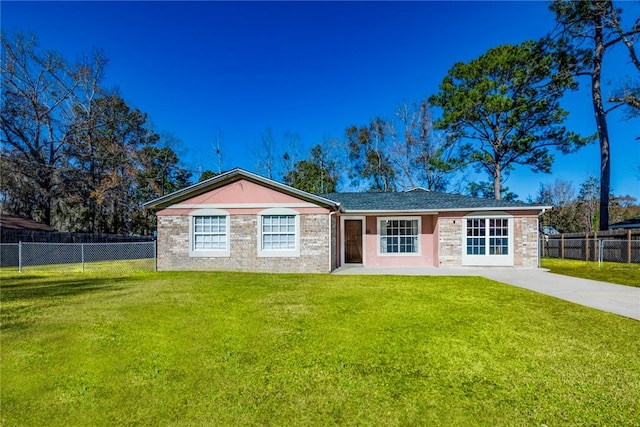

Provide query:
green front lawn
left=542, top=258, right=640, bottom=287
left=2, top=271, right=639, bottom=426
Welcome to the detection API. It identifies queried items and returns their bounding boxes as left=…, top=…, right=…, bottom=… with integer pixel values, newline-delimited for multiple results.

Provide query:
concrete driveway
left=333, top=266, right=640, bottom=321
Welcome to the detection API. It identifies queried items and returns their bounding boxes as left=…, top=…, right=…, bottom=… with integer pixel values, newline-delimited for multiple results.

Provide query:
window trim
left=189, top=208, right=231, bottom=257
left=257, top=208, right=300, bottom=258
left=461, top=212, right=514, bottom=266
left=377, top=216, right=422, bottom=257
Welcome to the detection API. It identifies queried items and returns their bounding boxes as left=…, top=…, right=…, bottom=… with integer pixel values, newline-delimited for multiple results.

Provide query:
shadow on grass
left=1, top=275, right=147, bottom=332
left=0, top=276, right=140, bottom=302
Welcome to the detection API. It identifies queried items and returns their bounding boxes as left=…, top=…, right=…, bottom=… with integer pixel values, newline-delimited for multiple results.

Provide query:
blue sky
left=3, top=1, right=639, bottom=200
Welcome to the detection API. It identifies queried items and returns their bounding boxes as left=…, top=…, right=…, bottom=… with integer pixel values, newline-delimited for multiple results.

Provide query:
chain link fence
left=599, top=239, right=640, bottom=265
left=541, top=237, right=640, bottom=264
left=0, top=241, right=156, bottom=272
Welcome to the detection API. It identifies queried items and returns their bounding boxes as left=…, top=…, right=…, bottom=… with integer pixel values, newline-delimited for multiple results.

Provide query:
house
left=609, top=217, right=640, bottom=230
left=0, top=214, right=56, bottom=244
left=144, top=168, right=548, bottom=273
left=0, top=215, right=55, bottom=232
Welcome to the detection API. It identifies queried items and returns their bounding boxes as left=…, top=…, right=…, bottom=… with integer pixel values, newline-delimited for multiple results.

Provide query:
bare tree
left=281, top=131, right=301, bottom=180
left=212, top=127, right=223, bottom=174
left=0, top=32, right=106, bottom=226
left=389, top=100, right=468, bottom=191
left=255, top=127, right=276, bottom=180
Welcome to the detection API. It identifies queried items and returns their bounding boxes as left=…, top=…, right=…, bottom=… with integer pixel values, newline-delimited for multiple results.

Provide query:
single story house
left=0, top=214, right=56, bottom=244
left=144, top=168, right=548, bottom=273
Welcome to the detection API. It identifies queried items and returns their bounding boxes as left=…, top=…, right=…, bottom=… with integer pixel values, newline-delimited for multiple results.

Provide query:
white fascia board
left=144, top=168, right=341, bottom=210
left=341, top=209, right=440, bottom=215
left=165, top=203, right=323, bottom=209
left=341, top=206, right=550, bottom=215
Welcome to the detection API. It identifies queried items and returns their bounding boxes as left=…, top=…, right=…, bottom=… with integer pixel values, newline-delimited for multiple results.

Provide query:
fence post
left=153, top=240, right=157, bottom=272
left=561, top=234, right=565, bottom=259
left=628, top=230, right=632, bottom=264
left=593, top=232, right=598, bottom=262
left=18, top=241, right=22, bottom=273
left=598, top=240, right=603, bottom=267
left=585, top=233, right=589, bottom=261
left=81, top=243, right=85, bottom=273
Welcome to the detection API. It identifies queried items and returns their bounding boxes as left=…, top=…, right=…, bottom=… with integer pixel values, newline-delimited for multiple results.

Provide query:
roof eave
left=341, top=206, right=550, bottom=215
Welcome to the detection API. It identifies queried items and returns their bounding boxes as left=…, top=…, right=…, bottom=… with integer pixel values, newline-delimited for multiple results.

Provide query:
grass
left=542, top=258, right=640, bottom=287
left=2, top=271, right=639, bottom=426
left=0, top=258, right=154, bottom=274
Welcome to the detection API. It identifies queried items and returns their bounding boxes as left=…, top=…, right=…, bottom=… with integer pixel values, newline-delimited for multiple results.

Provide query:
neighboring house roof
left=319, top=191, right=546, bottom=213
left=144, top=168, right=342, bottom=210
left=0, top=215, right=55, bottom=231
left=609, top=217, right=640, bottom=230
left=541, top=225, right=560, bottom=235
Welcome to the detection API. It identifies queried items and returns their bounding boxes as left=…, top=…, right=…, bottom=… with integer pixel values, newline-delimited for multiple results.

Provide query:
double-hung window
left=189, top=209, right=230, bottom=257
left=262, top=215, right=296, bottom=250
left=379, top=217, right=420, bottom=255
left=258, top=208, right=300, bottom=257
left=194, top=216, right=227, bottom=250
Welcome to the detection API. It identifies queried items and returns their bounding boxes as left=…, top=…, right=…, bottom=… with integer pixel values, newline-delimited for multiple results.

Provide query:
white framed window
left=378, top=217, right=421, bottom=256
left=257, top=208, right=300, bottom=257
left=189, top=209, right=230, bottom=257
left=462, top=213, right=513, bottom=266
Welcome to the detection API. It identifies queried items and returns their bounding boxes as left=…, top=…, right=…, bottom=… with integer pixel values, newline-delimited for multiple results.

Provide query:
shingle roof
left=319, top=190, right=542, bottom=212
left=0, top=215, right=55, bottom=231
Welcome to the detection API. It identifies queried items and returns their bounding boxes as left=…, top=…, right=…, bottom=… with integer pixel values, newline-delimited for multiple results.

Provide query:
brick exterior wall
left=437, top=215, right=540, bottom=267
left=157, top=214, right=330, bottom=273
left=514, top=216, right=539, bottom=267
left=438, top=218, right=462, bottom=267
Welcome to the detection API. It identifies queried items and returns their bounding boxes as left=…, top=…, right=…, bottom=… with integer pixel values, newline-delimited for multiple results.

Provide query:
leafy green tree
left=429, top=40, right=589, bottom=200
left=550, top=0, right=639, bottom=229
left=133, top=145, right=191, bottom=234
left=466, top=182, right=518, bottom=202
left=198, top=170, right=218, bottom=182
left=283, top=144, right=339, bottom=194
left=66, top=94, right=159, bottom=233
left=346, top=118, right=396, bottom=192
left=138, top=146, right=191, bottom=196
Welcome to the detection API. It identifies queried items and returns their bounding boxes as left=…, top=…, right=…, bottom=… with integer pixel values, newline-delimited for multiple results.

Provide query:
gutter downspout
left=328, top=210, right=336, bottom=273
left=538, top=208, right=547, bottom=268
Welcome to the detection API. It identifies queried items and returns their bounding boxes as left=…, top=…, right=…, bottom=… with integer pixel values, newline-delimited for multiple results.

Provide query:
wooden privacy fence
left=541, top=229, right=640, bottom=264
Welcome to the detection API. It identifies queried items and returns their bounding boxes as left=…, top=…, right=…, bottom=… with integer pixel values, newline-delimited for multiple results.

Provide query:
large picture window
left=379, top=218, right=420, bottom=254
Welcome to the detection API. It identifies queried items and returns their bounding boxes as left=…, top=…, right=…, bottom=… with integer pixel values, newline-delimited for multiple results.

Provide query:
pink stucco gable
left=157, top=179, right=330, bottom=216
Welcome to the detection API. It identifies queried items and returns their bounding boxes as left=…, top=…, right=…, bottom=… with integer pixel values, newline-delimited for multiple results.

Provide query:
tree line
left=2, top=1, right=638, bottom=234
left=257, top=0, right=639, bottom=231
left=1, top=34, right=190, bottom=235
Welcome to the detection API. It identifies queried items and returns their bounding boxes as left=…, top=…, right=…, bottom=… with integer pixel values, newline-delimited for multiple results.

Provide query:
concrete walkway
left=333, top=266, right=640, bottom=321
